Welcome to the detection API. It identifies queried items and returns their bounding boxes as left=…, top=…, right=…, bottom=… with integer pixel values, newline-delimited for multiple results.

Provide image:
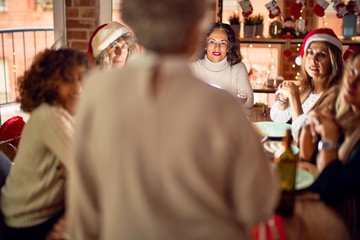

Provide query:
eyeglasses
left=207, top=39, right=228, bottom=49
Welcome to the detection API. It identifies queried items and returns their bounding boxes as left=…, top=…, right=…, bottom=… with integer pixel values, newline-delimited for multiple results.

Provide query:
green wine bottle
left=274, top=129, right=298, bottom=216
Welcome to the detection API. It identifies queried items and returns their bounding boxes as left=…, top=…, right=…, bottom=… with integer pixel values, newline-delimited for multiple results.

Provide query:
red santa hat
left=343, top=45, right=360, bottom=61
left=295, top=28, right=342, bottom=66
left=87, top=21, right=129, bottom=59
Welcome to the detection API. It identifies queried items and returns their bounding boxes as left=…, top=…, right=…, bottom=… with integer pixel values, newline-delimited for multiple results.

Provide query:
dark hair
left=199, top=22, right=242, bottom=66
left=18, top=48, right=93, bottom=113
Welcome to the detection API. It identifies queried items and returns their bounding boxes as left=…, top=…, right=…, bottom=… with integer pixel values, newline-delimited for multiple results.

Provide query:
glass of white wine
left=236, top=89, right=248, bottom=104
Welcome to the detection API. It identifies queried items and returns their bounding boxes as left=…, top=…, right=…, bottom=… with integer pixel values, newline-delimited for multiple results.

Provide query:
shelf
left=238, top=37, right=360, bottom=46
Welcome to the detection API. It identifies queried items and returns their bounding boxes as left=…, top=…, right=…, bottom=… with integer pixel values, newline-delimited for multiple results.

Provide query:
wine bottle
left=274, top=129, right=298, bottom=216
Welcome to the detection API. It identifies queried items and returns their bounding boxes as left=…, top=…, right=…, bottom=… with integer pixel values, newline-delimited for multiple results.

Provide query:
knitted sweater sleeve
left=270, top=100, right=292, bottom=123
left=40, top=105, right=74, bottom=169
left=235, top=62, right=254, bottom=109
left=291, top=113, right=307, bottom=143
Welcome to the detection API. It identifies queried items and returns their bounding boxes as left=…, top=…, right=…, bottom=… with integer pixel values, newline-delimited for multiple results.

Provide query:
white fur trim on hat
left=91, top=22, right=129, bottom=58
left=303, top=33, right=343, bottom=57
left=295, top=29, right=343, bottom=66
left=295, top=56, right=302, bottom=66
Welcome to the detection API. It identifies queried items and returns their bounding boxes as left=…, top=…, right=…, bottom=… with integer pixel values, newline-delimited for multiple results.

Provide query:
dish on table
left=254, top=121, right=291, bottom=138
left=296, top=168, right=314, bottom=190
left=264, top=141, right=299, bottom=155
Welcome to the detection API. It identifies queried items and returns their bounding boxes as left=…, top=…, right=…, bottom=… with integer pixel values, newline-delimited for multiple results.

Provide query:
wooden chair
left=0, top=139, right=17, bottom=162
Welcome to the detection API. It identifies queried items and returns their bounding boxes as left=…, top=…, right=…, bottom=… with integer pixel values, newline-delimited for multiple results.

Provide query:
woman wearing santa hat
left=270, top=28, right=344, bottom=143
left=87, top=21, right=137, bottom=69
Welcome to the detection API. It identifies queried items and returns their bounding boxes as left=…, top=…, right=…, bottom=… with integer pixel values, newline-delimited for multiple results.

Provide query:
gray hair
left=94, top=33, right=137, bottom=69
left=122, top=0, right=212, bottom=52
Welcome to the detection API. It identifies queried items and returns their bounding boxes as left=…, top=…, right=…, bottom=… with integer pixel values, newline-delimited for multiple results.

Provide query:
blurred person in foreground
left=191, top=22, right=253, bottom=113
left=270, top=28, right=344, bottom=143
left=87, top=21, right=137, bottom=69
left=68, top=0, right=279, bottom=239
left=1, top=48, right=92, bottom=240
left=300, top=51, right=360, bottom=239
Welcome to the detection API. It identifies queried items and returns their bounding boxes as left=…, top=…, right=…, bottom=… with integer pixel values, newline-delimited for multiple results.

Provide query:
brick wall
left=281, top=0, right=315, bottom=80
left=65, top=0, right=99, bottom=51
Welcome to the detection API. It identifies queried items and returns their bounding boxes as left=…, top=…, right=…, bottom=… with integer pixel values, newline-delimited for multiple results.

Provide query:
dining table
left=250, top=106, right=351, bottom=240
left=248, top=106, right=271, bottom=123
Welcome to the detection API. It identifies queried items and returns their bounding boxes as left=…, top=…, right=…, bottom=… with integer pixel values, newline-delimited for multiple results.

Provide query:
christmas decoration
left=332, top=0, right=358, bottom=18
left=346, top=0, right=357, bottom=14
left=290, top=0, right=305, bottom=19
left=356, top=0, right=360, bottom=15
left=269, top=19, right=283, bottom=38
left=314, top=0, right=330, bottom=17
left=333, top=0, right=348, bottom=18
left=239, top=0, right=253, bottom=18
left=281, top=17, right=297, bottom=57
left=265, top=0, right=281, bottom=19
left=281, top=17, right=297, bottom=39
left=343, top=45, right=360, bottom=61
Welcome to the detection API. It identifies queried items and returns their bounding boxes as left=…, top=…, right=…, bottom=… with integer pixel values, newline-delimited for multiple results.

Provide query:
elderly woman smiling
left=87, top=21, right=137, bottom=69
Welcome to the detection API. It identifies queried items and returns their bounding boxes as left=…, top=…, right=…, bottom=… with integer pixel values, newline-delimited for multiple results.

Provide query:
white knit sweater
left=191, top=56, right=254, bottom=109
left=1, top=103, right=74, bottom=227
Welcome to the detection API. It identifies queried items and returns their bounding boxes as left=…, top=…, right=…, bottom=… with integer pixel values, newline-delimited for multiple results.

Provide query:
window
left=36, top=0, right=53, bottom=11
left=0, top=0, right=8, bottom=12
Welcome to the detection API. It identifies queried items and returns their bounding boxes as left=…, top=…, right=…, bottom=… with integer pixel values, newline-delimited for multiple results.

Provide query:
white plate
left=254, top=121, right=291, bottom=137
left=296, top=169, right=314, bottom=190
left=264, top=141, right=299, bottom=155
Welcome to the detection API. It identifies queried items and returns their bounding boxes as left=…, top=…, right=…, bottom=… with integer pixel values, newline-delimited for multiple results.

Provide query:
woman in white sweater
left=191, top=22, right=253, bottom=111
left=1, top=48, right=92, bottom=240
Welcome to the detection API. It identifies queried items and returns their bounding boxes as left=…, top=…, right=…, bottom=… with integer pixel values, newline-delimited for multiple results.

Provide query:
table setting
left=251, top=117, right=350, bottom=240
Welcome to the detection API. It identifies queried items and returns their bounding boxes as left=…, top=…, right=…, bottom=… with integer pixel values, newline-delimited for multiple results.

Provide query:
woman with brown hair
left=1, top=48, right=92, bottom=240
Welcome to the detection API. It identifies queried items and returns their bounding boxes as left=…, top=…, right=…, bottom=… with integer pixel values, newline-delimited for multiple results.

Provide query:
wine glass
left=236, top=89, right=248, bottom=104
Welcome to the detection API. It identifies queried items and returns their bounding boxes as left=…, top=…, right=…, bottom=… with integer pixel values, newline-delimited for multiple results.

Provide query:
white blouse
left=270, top=92, right=322, bottom=142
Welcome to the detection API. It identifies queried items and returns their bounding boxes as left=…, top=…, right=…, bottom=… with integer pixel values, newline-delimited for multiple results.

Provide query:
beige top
left=69, top=54, right=279, bottom=240
left=1, top=103, right=74, bottom=227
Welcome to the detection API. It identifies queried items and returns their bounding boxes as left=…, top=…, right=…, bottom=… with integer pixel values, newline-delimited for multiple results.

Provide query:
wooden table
left=252, top=83, right=277, bottom=94
left=252, top=193, right=350, bottom=240
left=282, top=194, right=350, bottom=240
left=248, top=106, right=271, bottom=122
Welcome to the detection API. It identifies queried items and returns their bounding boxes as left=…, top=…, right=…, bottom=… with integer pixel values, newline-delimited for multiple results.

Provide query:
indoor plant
left=228, top=13, right=240, bottom=36
left=243, top=16, right=255, bottom=38
left=253, top=14, right=264, bottom=37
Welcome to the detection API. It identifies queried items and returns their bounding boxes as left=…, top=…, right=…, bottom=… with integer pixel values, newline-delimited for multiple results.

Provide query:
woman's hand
left=46, top=214, right=69, bottom=240
left=305, top=109, right=341, bottom=171
left=308, top=110, right=340, bottom=142
left=275, top=81, right=302, bottom=119
left=275, top=81, right=300, bottom=101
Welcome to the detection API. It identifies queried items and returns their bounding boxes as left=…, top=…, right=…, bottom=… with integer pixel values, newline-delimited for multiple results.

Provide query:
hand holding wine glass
left=236, top=89, right=248, bottom=104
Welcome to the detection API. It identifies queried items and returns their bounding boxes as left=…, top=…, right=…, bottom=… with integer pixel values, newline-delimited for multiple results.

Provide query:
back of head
left=122, top=0, right=212, bottom=53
